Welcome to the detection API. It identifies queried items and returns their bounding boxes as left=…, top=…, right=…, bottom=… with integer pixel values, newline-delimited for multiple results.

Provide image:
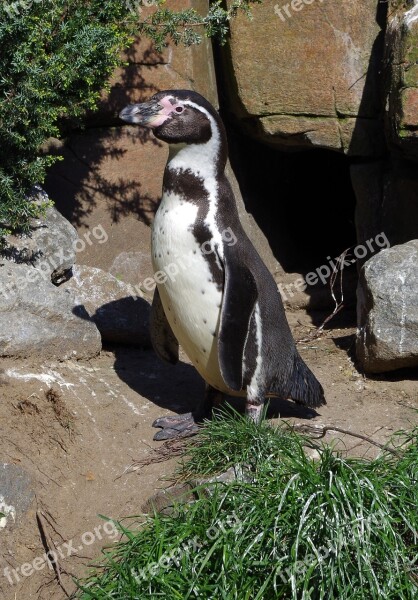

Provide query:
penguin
left=119, top=90, right=326, bottom=441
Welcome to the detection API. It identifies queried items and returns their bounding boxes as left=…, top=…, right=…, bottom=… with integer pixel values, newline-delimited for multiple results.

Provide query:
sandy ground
left=0, top=308, right=417, bottom=599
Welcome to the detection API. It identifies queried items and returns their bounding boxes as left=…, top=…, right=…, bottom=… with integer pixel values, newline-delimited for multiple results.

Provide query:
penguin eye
left=175, top=106, right=184, bottom=114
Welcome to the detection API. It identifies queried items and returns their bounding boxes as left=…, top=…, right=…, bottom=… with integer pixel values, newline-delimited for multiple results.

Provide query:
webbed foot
left=152, top=412, right=200, bottom=440
left=152, top=385, right=224, bottom=441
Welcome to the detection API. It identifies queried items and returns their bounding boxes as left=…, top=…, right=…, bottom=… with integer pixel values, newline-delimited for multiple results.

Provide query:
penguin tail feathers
left=284, top=354, right=326, bottom=409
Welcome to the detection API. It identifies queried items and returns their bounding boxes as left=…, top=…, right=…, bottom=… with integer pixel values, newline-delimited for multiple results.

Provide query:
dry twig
left=297, top=248, right=350, bottom=343
left=119, top=437, right=198, bottom=476
left=36, top=509, right=71, bottom=597
left=292, top=423, right=401, bottom=457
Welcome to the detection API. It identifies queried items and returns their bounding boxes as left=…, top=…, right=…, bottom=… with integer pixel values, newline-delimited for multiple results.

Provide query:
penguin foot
left=152, top=413, right=200, bottom=441
left=245, top=403, right=263, bottom=424
left=152, top=412, right=193, bottom=429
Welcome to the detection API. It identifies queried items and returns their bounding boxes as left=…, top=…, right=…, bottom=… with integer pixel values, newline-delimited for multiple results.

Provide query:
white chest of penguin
left=151, top=185, right=229, bottom=393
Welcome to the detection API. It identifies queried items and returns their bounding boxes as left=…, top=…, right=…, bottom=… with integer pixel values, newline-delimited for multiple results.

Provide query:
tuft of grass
left=75, top=411, right=418, bottom=599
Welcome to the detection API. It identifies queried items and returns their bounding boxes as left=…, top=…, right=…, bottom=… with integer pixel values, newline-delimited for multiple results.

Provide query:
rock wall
left=221, top=0, right=385, bottom=155
left=352, top=158, right=418, bottom=252
left=218, top=0, right=418, bottom=372
left=385, top=2, right=418, bottom=160
left=219, top=0, right=418, bottom=242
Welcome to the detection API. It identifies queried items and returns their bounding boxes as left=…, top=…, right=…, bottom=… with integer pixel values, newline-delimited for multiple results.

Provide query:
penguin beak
left=119, top=100, right=170, bottom=128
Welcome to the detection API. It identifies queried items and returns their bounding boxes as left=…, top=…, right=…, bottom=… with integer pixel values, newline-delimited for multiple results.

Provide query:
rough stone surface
left=221, top=0, right=385, bottom=154
left=142, top=465, right=253, bottom=515
left=62, top=265, right=151, bottom=346
left=352, top=160, right=386, bottom=262
left=109, top=251, right=154, bottom=286
left=352, top=159, right=418, bottom=266
left=257, top=115, right=384, bottom=156
left=5, top=186, right=78, bottom=284
left=142, top=483, right=195, bottom=516
left=0, top=263, right=101, bottom=359
left=356, top=240, right=418, bottom=373
left=0, top=464, right=34, bottom=530
left=385, top=3, right=418, bottom=160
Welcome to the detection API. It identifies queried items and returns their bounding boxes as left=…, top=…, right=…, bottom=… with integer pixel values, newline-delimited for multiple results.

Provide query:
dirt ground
left=0, top=307, right=417, bottom=600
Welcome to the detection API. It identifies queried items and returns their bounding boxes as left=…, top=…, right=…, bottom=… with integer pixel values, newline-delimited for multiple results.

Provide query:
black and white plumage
left=119, top=90, right=326, bottom=440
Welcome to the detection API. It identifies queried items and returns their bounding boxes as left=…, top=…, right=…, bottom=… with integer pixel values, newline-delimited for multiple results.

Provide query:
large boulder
left=62, top=265, right=151, bottom=346
left=220, top=0, right=385, bottom=155
left=0, top=188, right=102, bottom=359
left=356, top=240, right=418, bottom=372
left=385, top=2, right=418, bottom=160
left=0, top=264, right=101, bottom=359
left=4, top=185, right=78, bottom=284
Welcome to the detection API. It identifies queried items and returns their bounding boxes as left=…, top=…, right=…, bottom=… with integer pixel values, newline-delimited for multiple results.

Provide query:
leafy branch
left=135, top=0, right=262, bottom=50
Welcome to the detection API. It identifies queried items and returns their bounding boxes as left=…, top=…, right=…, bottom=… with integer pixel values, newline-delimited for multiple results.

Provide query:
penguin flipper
left=218, top=258, right=258, bottom=391
left=150, top=287, right=179, bottom=365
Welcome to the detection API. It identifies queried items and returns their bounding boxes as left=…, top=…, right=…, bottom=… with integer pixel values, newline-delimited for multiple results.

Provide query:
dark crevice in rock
left=212, top=41, right=358, bottom=279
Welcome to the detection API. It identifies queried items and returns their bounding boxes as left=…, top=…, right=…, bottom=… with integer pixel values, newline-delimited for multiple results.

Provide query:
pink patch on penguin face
left=148, top=113, right=171, bottom=128
left=148, top=96, right=184, bottom=128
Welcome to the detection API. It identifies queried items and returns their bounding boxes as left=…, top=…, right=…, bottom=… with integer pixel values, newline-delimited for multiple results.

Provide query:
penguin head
left=119, top=90, right=224, bottom=146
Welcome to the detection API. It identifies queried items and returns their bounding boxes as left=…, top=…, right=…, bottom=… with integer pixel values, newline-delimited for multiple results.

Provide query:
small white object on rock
left=0, top=496, right=16, bottom=530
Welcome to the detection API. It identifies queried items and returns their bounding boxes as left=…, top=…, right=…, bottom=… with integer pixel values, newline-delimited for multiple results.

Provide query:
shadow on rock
left=71, top=293, right=151, bottom=347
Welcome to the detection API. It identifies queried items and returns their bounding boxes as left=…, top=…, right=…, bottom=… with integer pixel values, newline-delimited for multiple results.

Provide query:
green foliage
left=137, top=0, right=261, bottom=50
left=0, top=0, right=138, bottom=244
left=0, top=0, right=260, bottom=247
